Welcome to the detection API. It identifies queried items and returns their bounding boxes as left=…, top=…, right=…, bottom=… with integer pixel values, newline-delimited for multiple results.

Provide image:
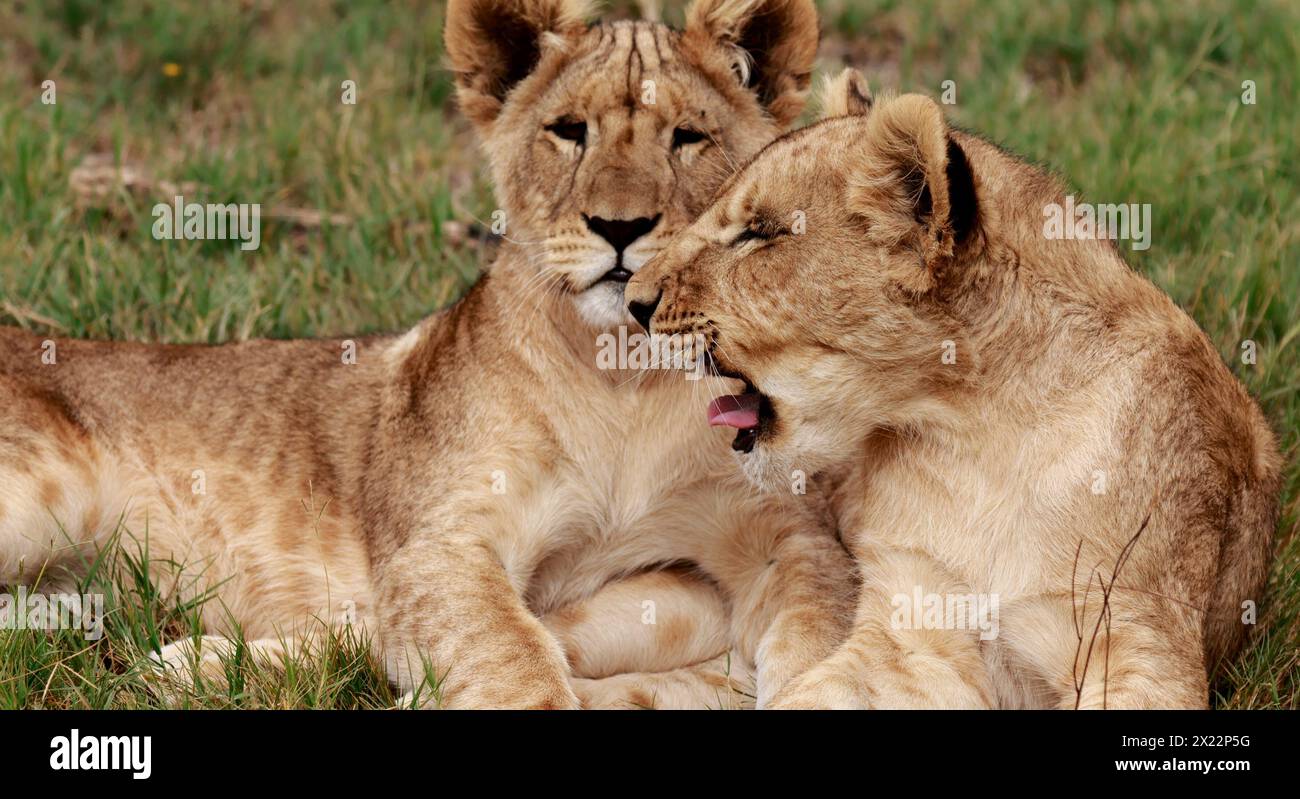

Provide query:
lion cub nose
left=627, top=290, right=661, bottom=333
left=584, top=214, right=660, bottom=254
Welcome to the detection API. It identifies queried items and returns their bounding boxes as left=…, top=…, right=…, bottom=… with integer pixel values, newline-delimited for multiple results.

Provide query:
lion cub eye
left=673, top=127, right=708, bottom=149
left=545, top=118, right=588, bottom=145
left=731, top=218, right=785, bottom=247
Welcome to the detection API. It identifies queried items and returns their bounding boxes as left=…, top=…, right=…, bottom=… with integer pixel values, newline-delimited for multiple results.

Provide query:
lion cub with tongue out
left=627, top=71, right=1281, bottom=708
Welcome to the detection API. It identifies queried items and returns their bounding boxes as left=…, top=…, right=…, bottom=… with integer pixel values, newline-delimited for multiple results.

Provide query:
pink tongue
left=707, top=394, right=761, bottom=429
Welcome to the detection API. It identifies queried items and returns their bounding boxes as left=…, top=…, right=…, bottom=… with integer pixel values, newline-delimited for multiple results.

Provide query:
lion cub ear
left=684, top=0, right=820, bottom=127
left=849, top=94, right=978, bottom=289
left=820, top=67, right=873, bottom=118
left=444, top=0, right=593, bottom=128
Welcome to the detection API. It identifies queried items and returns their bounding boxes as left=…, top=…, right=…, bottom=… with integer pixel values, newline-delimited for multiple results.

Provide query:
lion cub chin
left=628, top=69, right=1281, bottom=709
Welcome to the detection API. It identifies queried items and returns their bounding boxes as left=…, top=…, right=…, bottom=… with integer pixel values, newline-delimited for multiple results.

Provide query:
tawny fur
left=627, top=71, right=1280, bottom=709
left=0, top=0, right=856, bottom=709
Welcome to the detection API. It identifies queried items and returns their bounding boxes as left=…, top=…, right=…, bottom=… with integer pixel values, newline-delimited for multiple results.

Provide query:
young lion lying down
left=626, top=70, right=1281, bottom=708
left=0, top=0, right=855, bottom=710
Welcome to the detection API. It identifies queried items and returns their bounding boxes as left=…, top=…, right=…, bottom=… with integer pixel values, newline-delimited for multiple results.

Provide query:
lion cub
left=0, top=0, right=855, bottom=709
left=627, top=70, right=1280, bottom=708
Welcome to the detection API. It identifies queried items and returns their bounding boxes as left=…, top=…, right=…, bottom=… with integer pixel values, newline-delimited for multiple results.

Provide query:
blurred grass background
left=0, top=0, right=1295, bottom=707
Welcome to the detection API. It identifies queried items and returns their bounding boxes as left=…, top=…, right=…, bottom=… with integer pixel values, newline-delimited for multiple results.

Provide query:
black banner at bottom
left=8, top=709, right=1288, bottom=784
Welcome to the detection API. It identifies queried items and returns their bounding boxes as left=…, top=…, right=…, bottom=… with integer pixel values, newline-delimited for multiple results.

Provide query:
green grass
left=0, top=521, right=443, bottom=709
left=1, top=0, right=1296, bottom=708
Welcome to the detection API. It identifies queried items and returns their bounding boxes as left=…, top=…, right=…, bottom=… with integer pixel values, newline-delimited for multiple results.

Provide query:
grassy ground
left=0, top=0, right=1295, bottom=708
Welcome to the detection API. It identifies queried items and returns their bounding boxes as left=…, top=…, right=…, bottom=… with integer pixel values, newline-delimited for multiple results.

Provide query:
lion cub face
left=628, top=75, right=980, bottom=485
left=444, top=0, right=819, bottom=329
